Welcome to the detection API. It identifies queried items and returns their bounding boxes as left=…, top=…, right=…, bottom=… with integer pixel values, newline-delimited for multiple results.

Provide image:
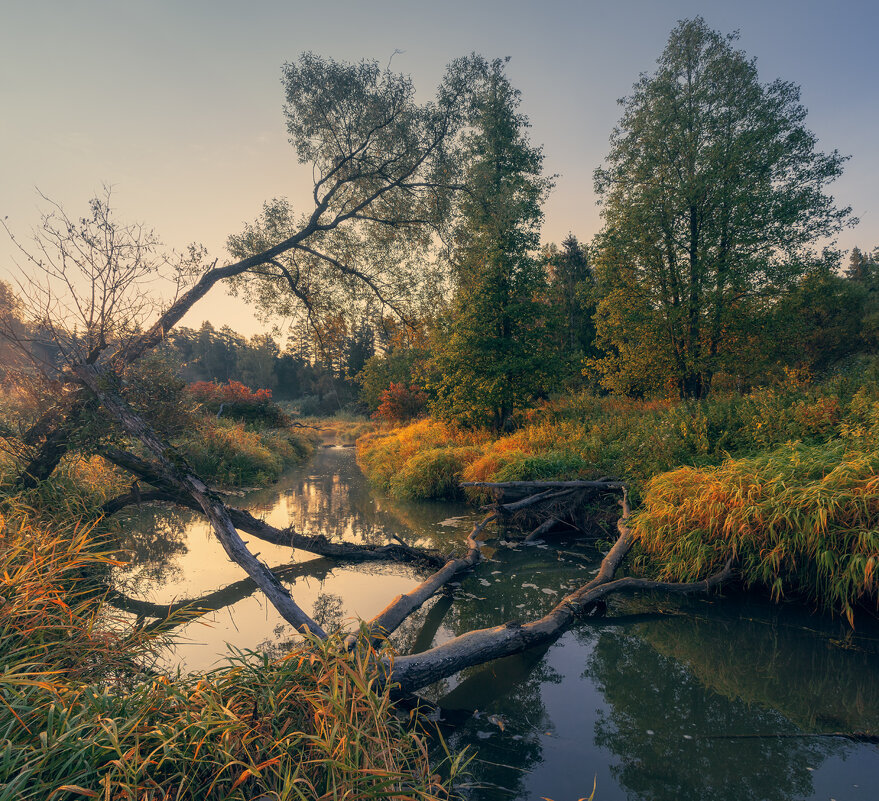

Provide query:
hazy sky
left=2, top=0, right=877, bottom=337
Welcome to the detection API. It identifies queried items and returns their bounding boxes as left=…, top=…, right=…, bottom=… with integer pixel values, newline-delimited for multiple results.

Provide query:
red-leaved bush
left=373, top=382, right=428, bottom=423
left=187, top=381, right=287, bottom=425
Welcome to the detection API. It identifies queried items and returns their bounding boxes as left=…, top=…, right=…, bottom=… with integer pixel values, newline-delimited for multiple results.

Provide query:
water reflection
left=111, top=446, right=879, bottom=799
left=588, top=629, right=827, bottom=801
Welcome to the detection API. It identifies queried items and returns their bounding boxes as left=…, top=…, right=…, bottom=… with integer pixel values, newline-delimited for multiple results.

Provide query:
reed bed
left=632, top=442, right=879, bottom=622
left=0, top=499, right=465, bottom=800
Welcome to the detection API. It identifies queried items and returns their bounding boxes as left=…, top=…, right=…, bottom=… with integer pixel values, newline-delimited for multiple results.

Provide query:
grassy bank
left=359, top=383, right=876, bottom=499
left=177, top=417, right=317, bottom=487
left=356, top=383, right=879, bottom=617
left=0, top=498, right=464, bottom=800
left=633, top=442, right=879, bottom=621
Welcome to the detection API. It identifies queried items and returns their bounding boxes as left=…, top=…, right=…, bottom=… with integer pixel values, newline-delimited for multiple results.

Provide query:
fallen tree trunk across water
left=75, top=363, right=328, bottom=638
left=387, top=490, right=734, bottom=693
left=75, top=371, right=733, bottom=693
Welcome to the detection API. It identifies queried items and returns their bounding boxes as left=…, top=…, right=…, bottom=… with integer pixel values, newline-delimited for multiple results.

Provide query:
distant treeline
left=157, top=241, right=879, bottom=423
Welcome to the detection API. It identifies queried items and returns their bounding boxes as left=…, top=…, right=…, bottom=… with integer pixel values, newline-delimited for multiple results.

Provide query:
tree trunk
left=16, top=398, right=86, bottom=488
left=73, top=364, right=326, bottom=638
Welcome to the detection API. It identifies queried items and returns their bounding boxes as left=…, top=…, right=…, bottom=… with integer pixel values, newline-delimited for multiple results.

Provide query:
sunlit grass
left=632, top=442, right=879, bottom=622
left=0, top=495, right=466, bottom=800
left=358, top=382, right=879, bottom=502
left=357, top=382, right=879, bottom=617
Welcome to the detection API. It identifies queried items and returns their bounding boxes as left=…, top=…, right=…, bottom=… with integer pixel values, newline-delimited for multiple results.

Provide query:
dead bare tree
left=1, top=188, right=205, bottom=486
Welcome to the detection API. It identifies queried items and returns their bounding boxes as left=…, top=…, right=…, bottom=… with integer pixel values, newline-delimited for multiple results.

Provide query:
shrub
left=373, top=382, right=428, bottom=423
left=187, top=380, right=289, bottom=426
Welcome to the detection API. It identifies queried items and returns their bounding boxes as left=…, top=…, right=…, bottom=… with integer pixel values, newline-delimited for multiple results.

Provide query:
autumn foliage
left=372, top=382, right=428, bottom=423
left=187, top=380, right=288, bottom=426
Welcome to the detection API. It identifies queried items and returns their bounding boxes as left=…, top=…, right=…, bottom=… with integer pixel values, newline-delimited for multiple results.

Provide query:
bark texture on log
left=364, top=513, right=495, bottom=642
left=74, top=363, right=326, bottom=638
left=15, top=398, right=88, bottom=489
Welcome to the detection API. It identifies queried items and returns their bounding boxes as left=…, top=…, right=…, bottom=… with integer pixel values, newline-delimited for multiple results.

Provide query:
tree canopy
left=590, top=17, right=853, bottom=398
left=431, top=57, right=555, bottom=430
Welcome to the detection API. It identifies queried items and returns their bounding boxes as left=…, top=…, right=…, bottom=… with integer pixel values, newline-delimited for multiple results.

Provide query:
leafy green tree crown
left=591, top=17, right=853, bottom=398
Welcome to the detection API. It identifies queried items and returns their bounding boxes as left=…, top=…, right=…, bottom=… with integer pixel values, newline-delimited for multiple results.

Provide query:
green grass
left=632, top=441, right=879, bottom=622
left=0, top=497, right=467, bottom=800
left=176, top=418, right=316, bottom=487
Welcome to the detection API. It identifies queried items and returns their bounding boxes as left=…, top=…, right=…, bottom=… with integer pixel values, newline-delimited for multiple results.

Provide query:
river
left=111, top=445, right=879, bottom=800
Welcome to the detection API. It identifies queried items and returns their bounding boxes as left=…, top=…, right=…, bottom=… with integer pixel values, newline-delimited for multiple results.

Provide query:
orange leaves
left=373, top=382, right=428, bottom=424
left=187, top=380, right=272, bottom=405
left=633, top=442, right=879, bottom=621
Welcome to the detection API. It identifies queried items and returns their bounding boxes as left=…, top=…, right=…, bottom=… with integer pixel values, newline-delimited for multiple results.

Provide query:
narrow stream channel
left=112, top=446, right=879, bottom=800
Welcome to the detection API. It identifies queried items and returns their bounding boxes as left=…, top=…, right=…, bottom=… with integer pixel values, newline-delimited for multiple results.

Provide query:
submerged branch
left=363, top=512, right=495, bottom=643
left=388, top=488, right=735, bottom=693
left=100, top=451, right=444, bottom=568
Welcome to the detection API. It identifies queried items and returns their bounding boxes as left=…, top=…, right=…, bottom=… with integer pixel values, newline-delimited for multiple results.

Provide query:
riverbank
left=0, top=487, right=463, bottom=800
left=6, top=439, right=876, bottom=799
left=356, top=383, right=879, bottom=618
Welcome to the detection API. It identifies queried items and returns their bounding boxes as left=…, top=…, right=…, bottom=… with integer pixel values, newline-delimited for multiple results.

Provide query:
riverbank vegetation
left=1, top=15, right=877, bottom=796
left=0, top=497, right=463, bottom=800
left=358, top=379, right=879, bottom=617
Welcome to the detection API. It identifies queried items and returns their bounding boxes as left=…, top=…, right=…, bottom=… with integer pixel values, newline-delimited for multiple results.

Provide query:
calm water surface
left=112, top=446, right=879, bottom=801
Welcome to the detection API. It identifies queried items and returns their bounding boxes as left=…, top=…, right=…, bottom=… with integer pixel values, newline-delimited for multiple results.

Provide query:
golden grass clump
left=0, top=499, right=465, bottom=800
left=178, top=418, right=314, bottom=486
left=632, top=442, right=879, bottom=622
left=356, top=419, right=489, bottom=499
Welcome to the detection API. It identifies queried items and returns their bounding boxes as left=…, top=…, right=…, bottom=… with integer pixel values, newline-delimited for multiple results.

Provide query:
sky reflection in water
left=112, top=446, right=879, bottom=801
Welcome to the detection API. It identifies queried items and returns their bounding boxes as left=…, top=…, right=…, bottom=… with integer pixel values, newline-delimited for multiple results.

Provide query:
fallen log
left=494, top=488, right=577, bottom=513
left=363, top=512, right=495, bottom=642
left=387, top=491, right=736, bottom=693
left=101, top=451, right=444, bottom=568
left=75, top=363, right=327, bottom=638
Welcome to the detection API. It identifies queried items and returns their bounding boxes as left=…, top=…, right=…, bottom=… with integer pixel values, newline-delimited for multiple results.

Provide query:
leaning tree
left=1, top=53, right=733, bottom=694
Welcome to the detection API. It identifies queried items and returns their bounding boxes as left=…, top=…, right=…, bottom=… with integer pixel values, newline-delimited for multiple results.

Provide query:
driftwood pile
left=463, top=478, right=627, bottom=542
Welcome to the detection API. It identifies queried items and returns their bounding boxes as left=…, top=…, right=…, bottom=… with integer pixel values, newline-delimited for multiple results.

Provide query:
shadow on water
left=109, top=445, right=879, bottom=800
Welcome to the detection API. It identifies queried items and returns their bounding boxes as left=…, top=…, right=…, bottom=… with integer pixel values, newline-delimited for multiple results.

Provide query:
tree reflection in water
left=587, top=629, right=826, bottom=801
left=110, top=446, right=879, bottom=800
left=109, top=504, right=191, bottom=591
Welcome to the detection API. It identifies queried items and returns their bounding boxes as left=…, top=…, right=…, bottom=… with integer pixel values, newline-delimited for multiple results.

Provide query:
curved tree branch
left=387, top=489, right=735, bottom=693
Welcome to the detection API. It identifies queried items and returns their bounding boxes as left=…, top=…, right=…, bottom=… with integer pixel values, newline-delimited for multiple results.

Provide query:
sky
left=2, top=0, right=877, bottom=338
